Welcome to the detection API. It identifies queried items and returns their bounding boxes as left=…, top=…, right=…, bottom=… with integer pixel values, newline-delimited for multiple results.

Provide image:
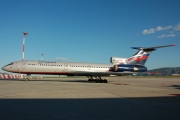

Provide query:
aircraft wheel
left=26, top=77, right=29, bottom=81
left=95, top=79, right=99, bottom=83
left=104, top=79, right=108, bottom=83
left=100, top=80, right=103, bottom=83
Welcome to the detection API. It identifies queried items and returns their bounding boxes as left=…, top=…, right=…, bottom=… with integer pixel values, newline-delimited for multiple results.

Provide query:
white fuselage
left=2, top=60, right=114, bottom=75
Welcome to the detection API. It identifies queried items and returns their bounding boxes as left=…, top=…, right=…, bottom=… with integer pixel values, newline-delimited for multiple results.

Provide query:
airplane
left=1, top=44, right=175, bottom=83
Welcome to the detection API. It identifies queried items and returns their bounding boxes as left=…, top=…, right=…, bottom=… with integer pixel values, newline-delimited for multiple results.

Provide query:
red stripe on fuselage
left=127, top=55, right=149, bottom=62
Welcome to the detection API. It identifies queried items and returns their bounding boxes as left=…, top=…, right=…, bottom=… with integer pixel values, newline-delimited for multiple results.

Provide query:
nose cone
left=1, top=66, right=7, bottom=71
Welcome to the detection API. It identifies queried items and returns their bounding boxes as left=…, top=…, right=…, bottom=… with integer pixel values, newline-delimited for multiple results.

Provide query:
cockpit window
left=5, top=62, right=13, bottom=66
left=8, top=62, right=13, bottom=65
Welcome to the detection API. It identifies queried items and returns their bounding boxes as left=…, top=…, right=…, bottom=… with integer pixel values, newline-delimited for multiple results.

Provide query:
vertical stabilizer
left=126, top=49, right=151, bottom=65
left=126, top=44, right=175, bottom=66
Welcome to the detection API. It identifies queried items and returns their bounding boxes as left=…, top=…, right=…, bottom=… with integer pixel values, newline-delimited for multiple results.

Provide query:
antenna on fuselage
left=41, top=54, right=44, bottom=61
left=22, top=32, right=28, bottom=61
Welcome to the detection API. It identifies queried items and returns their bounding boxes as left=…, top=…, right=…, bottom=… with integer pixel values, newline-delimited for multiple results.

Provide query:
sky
left=0, top=0, right=180, bottom=72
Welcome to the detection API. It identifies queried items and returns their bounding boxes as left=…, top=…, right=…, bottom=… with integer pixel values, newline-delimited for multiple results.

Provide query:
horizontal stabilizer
left=131, top=44, right=176, bottom=51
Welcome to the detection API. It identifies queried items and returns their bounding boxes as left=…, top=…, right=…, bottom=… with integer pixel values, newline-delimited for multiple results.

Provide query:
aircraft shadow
left=0, top=78, right=93, bottom=83
left=0, top=96, right=180, bottom=120
left=0, top=78, right=24, bottom=81
left=167, top=85, right=180, bottom=90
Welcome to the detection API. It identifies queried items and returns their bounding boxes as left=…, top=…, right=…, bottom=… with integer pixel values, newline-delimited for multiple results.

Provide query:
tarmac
left=0, top=77, right=180, bottom=120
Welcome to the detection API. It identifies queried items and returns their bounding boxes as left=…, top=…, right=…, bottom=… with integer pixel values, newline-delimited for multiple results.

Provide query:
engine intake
left=110, top=57, right=127, bottom=65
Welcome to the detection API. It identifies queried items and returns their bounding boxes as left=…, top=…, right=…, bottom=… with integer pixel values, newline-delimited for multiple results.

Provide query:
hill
left=137, top=67, right=180, bottom=76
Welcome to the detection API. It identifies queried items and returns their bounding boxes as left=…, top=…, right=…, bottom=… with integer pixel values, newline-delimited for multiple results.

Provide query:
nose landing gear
left=25, top=74, right=31, bottom=81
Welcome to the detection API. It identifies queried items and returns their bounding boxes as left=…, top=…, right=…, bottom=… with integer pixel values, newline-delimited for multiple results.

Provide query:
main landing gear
left=25, top=74, right=31, bottom=81
left=87, top=76, right=108, bottom=83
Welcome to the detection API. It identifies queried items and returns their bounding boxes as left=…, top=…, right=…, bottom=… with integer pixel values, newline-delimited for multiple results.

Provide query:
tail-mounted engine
left=112, top=64, right=147, bottom=72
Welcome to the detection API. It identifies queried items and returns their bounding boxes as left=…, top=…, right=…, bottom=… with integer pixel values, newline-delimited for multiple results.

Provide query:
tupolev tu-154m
left=2, top=44, right=175, bottom=83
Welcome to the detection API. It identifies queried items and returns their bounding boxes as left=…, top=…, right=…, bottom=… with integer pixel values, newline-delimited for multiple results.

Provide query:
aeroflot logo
left=113, top=59, right=123, bottom=62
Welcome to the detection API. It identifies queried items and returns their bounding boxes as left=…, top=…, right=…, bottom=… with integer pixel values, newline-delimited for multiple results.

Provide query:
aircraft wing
left=68, top=71, right=133, bottom=76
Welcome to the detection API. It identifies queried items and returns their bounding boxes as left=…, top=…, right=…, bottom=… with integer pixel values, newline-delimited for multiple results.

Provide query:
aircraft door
left=22, top=62, right=26, bottom=69
left=87, top=65, right=91, bottom=70
left=64, top=63, right=68, bottom=70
